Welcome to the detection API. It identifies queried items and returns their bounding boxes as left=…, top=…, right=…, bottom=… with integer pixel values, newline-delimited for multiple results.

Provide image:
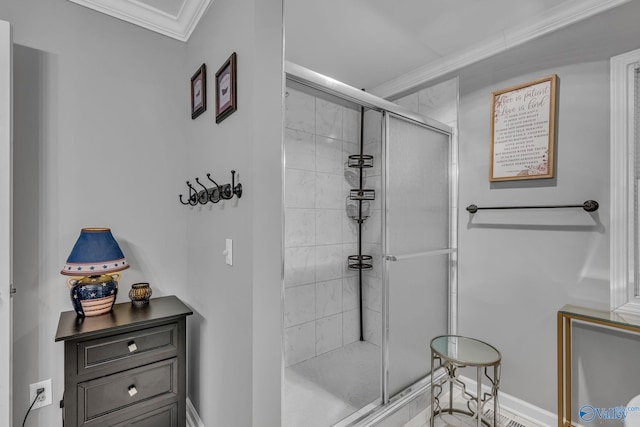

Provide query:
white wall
left=0, top=19, right=12, bottom=427
left=184, top=0, right=283, bottom=426
left=456, top=51, right=620, bottom=413
left=4, top=0, right=188, bottom=425
left=183, top=2, right=254, bottom=425
left=250, top=1, right=284, bottom=424
left=3, top=0, right=285, bottom=425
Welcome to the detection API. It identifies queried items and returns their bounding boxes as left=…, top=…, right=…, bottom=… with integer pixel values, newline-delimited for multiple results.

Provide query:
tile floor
left=407, top=387, right=543, bottom=427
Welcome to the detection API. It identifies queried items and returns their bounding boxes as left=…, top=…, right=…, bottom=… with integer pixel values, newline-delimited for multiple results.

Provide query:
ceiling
left=67, top=0, right=637, bottom=96
left=67, top=0, right=211, bottom=41
left=284, top=0, right=634, bottom=94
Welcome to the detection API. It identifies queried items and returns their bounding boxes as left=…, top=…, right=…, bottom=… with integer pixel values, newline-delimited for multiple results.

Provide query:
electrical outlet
left=29, top=379, right=52, bottom=410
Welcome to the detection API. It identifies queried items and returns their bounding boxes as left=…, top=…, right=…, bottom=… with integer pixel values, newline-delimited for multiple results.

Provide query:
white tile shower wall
left=395, top=78, right=458, bottom=128
left=284, top=87, right=366, bottom=367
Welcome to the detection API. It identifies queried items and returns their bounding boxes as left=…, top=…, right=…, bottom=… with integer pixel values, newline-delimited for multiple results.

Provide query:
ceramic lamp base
left=80, top=295, right=116, bottom=316
left=68, top=274, right=119, bottom=317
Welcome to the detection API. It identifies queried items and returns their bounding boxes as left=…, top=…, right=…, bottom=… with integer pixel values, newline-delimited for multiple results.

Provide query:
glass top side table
left=430, top=335, right=502, bottom=427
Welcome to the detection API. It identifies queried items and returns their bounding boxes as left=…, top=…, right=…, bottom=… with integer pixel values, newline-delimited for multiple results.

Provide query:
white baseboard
left=459, top=376, right=556, bottom=427
left=184, top=379, right=554, bottom=427
left=186, top=398, right=205, bottom=427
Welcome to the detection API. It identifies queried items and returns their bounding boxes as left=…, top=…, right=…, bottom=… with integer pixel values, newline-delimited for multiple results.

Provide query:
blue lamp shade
left=61, top=228, right=129, bottom=276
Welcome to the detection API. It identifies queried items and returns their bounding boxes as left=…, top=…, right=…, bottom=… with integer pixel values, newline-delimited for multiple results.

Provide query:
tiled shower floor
left=284, top=340, right=381, bottom=427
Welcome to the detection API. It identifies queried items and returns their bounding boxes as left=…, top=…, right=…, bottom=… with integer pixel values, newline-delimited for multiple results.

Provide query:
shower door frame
left=381, top=111, right=457, bottom=406
left=284, top=61, right=458, bottom=424
left=285, top=62, right=450, bottom=134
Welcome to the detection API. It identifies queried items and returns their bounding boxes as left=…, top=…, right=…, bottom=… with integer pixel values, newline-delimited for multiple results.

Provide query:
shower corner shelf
left=350, top=189, right=376, bottom=201
left=348, top=154, right=374, bottom=168
left=348, top=255, right=373, bottom=271
left=348, top=215, right=369, bottom=224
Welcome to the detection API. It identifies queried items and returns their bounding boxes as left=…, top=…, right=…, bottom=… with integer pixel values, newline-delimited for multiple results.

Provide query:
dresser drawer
left=78, top=358, right=178, bottom=423
left=77, top=323, right=178, bottom=375
left=112, top=403, right=178, bottom=427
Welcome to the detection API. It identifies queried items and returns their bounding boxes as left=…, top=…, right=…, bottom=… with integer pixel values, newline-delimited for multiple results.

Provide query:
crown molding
left=68, top=0, right=211, bottom=42
left=369, top=0, right=631, bottom=99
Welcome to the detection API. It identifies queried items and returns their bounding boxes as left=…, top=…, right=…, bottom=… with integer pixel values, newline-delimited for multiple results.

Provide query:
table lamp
left=61, top=228, right=129, bottom=317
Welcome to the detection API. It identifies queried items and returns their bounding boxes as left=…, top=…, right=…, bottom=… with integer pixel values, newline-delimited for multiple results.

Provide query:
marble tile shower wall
left=284, top=87, right=365, bottom=367
left=394, top=77, right=458, bottom=128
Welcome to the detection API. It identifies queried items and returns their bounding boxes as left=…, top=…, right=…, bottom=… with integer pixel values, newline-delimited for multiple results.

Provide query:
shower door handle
left=385, top=248, right=456, bottom=262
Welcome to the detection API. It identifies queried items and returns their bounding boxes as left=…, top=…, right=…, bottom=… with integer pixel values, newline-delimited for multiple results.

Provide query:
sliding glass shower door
left=283, top=62, right=456, bottom=426
left=383, top=113, right=453, bottom=401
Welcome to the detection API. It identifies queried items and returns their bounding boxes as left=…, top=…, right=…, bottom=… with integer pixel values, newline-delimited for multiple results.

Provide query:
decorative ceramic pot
left=129, top=282, right=152, bottom=306
left=68, top=273, right=119, bottom=317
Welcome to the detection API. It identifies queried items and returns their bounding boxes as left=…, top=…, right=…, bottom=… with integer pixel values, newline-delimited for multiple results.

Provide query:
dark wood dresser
left=55, top=295, right=192, bottom=427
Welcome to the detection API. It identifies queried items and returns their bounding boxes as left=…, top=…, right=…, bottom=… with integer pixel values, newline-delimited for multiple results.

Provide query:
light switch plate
left=225, top=238, right=233, bottom=266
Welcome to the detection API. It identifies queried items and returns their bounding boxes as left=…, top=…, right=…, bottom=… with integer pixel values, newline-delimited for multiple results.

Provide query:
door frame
left=0, top=19, right=13, bottom=426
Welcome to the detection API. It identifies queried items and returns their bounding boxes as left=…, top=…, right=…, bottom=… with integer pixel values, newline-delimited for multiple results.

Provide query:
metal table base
left=430, top=335, right=502, bottom=427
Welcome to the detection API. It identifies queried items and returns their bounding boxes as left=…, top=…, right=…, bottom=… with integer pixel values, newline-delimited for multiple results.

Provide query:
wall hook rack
left=178, top=170, right=243, bottom=206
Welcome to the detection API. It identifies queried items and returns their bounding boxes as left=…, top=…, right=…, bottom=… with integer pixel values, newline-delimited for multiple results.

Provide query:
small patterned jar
left=129, top=282, right=152, bottom=306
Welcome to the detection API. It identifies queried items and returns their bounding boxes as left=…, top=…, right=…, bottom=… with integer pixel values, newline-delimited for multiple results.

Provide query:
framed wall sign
left=489, top=75, right=557, bottom=181
left=190, top=64, right=206, bottom=119
left=215, top=52, right=237, bottom=123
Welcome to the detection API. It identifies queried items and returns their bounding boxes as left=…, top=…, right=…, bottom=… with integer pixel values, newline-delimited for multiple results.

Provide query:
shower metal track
left=285, top=61, right=452, bottom=135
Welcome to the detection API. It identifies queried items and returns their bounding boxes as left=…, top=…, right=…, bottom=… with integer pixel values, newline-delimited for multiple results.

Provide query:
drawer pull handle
left=128, top=385, right=138, bottom=397
left=127, top=341, right=138, bottom=353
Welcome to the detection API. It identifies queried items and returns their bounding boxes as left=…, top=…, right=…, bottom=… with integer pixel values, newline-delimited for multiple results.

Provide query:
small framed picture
left=190, top=64, right=206, bottom=119
left=215, top=52, right=237, bottom=123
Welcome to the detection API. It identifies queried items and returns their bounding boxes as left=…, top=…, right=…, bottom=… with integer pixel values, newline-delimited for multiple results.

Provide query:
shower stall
left=283, top=62, right=457, bottom=427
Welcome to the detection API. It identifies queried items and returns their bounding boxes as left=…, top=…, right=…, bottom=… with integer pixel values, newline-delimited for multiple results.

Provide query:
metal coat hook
left=194, top=178, right=211, bottom=204
left=179, top=181, right=199, bottom=206
left=232, top=170, right=243, bottom=198
left=179, top=170, right=243, bottom=206
left=221, top=170, right=242, bottom=200
left=206, top=173, right=221, bottom=203
left=187, top=181, right=198, bottom=206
